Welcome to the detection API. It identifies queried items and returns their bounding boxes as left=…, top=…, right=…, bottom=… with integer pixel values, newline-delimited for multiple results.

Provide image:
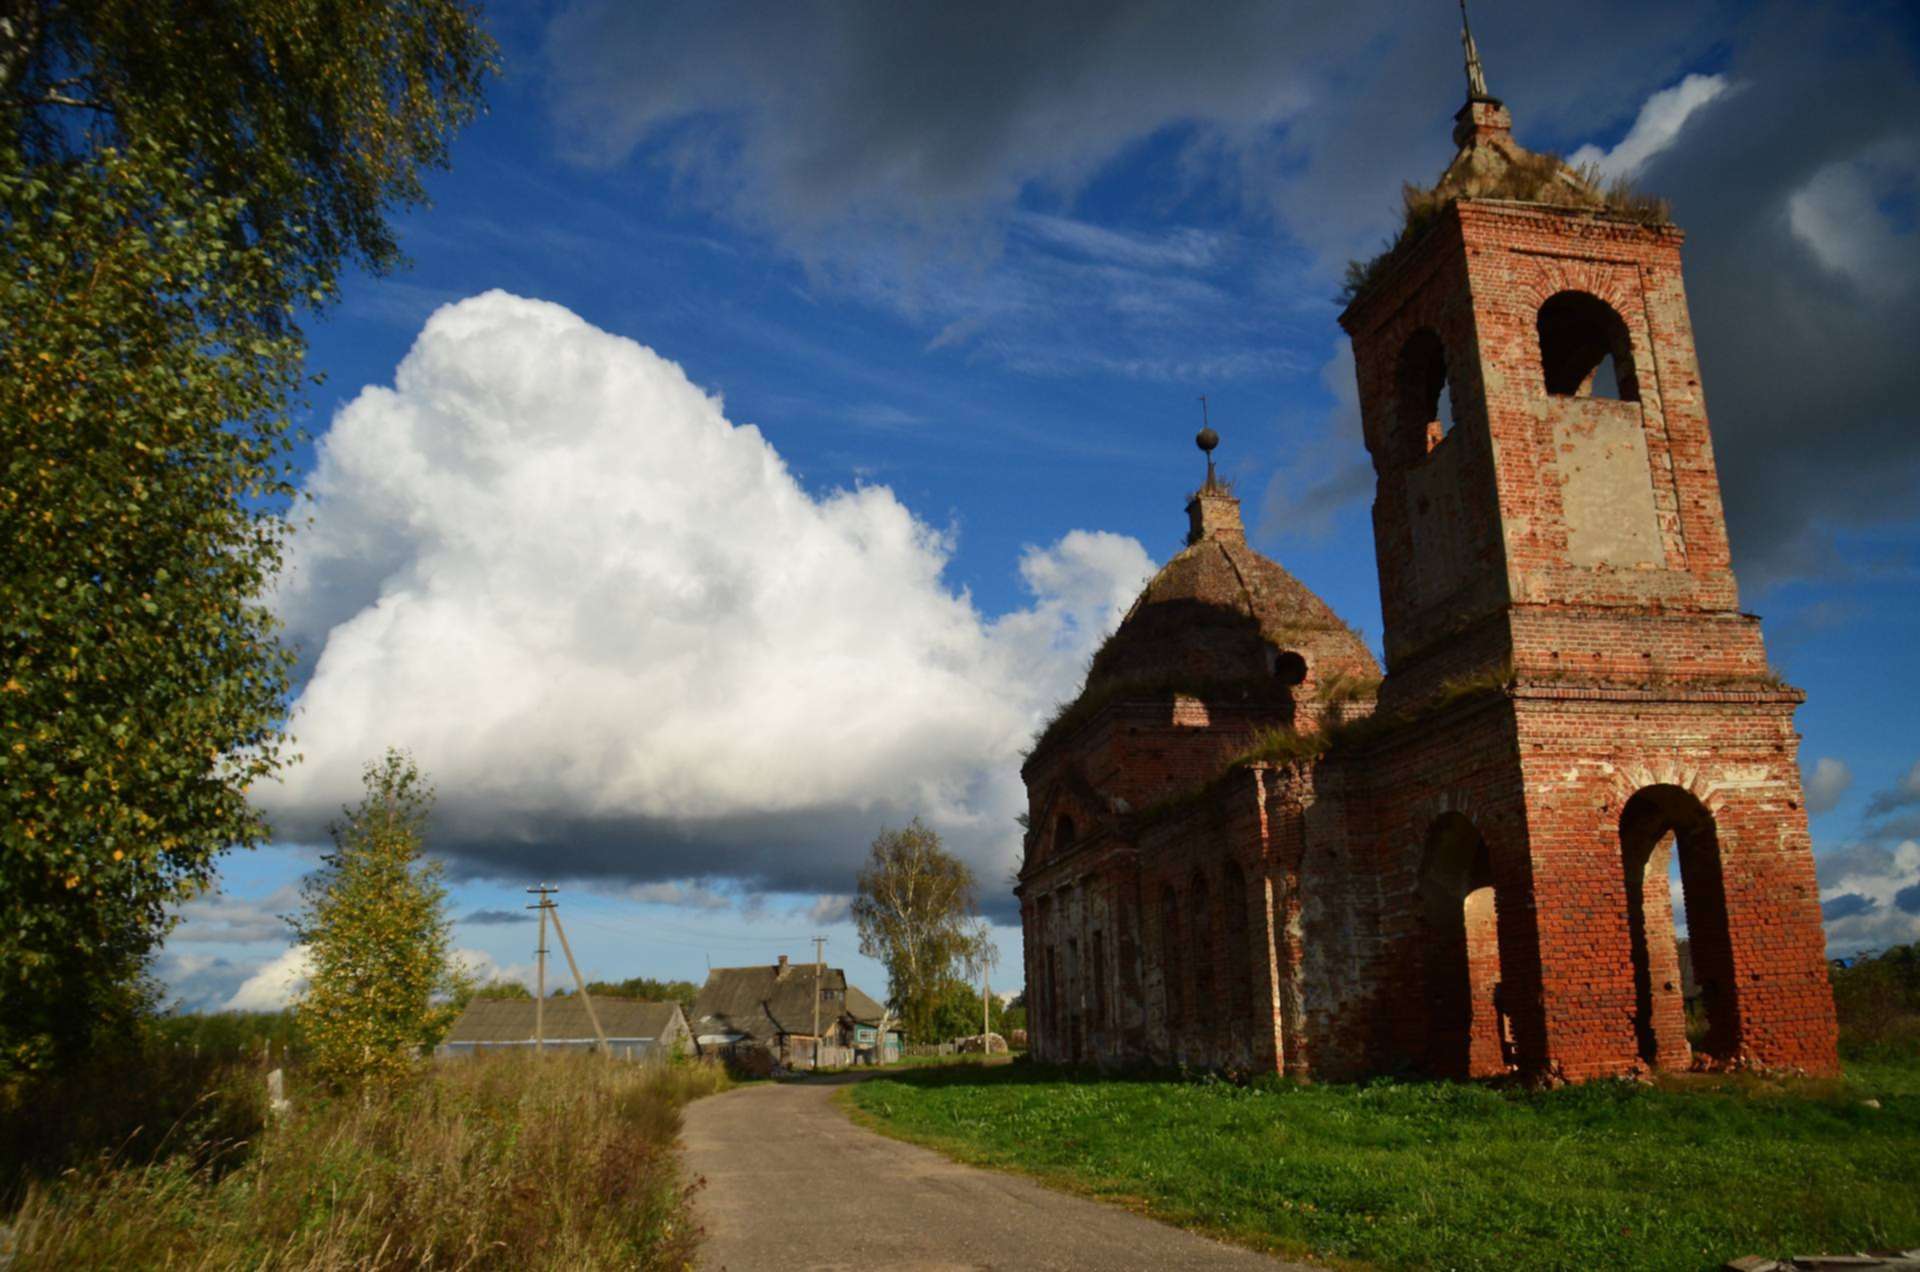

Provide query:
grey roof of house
left=692, top=963, right=890, bottom=1042
left=444, top=996, right=685, bottom=1044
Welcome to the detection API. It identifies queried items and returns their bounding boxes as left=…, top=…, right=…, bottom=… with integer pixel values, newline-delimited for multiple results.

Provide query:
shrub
left=1831, top=945, right=1920, bottom=1060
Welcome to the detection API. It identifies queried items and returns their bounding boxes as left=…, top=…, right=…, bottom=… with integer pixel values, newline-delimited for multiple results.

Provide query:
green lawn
left=844, top=1057, right=1920, bottom=1271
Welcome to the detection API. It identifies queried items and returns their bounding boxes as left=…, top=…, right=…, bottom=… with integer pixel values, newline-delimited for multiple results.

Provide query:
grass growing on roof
left=1342, top=156, right=1671, bottom=305
left=845, top=1056, right=1920, bottom=1271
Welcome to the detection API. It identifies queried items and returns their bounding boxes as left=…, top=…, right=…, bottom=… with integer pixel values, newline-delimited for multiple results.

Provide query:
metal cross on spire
left=1459, top=0, right=1493, bottom=102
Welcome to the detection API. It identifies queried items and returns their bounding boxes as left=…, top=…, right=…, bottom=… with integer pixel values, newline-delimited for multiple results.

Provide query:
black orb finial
left=1195, top=395, right=1220, bottom=489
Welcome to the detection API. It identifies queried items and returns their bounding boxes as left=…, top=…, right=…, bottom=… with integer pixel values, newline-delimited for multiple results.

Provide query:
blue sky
left=160, top=1, right=1920, bottom=1011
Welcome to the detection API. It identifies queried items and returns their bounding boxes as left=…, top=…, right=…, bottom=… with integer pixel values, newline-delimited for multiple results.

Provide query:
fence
left=903, top=1043, right=958, bottom=1058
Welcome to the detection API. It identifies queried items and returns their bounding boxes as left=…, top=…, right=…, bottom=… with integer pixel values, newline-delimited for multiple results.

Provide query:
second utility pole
left=527, top=883, right=555, bottom=1053
left=812, top=934, right=827, bottom=1069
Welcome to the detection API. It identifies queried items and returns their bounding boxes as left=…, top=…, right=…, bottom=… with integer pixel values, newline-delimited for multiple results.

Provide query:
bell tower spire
left=1330, top=11, right=1839, bottom=1083
left=1459, top=0, right=1494, bottom=104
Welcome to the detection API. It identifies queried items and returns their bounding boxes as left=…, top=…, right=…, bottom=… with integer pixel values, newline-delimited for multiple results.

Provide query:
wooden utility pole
left=811, top=934, right=827, bottom=1069
left=527, top=883, right=555, bottom=1053
left=547, top=900, right=610, bottom=1056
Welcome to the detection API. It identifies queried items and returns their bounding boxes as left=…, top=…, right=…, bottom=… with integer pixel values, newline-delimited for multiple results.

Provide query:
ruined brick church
left=1015, top=43, right=1840, bottom=1082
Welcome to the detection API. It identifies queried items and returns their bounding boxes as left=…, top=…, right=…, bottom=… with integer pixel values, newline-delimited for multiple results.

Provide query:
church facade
left=1015, top=74, right=1840, bottom=1083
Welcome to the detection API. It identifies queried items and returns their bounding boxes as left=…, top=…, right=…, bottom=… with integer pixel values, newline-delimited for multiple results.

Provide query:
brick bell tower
left=1334, top=14, right=1837, bottom=1079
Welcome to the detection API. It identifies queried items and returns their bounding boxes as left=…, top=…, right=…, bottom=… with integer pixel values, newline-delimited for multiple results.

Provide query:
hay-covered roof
left=1341, top=98, right=1670, bottom=308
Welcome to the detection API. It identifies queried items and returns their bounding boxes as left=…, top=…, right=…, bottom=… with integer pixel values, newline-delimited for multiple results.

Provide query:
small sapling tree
left=292, top=750, right=464, bottom=1087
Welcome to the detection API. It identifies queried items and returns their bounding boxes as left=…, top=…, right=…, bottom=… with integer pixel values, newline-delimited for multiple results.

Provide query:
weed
left=1342, top=155, right=1670, bottom=306
left=7, top=1052, right=728, bottom=1269
left=849, top=1053, right=1920, bottom=1271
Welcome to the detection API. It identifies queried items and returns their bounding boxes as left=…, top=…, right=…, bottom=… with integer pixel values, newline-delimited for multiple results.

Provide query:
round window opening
left=1274, top=651, right=1308, bottom=687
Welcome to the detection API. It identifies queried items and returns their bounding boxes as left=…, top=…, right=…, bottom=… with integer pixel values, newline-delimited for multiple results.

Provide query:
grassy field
left=844, top=1057, right=1920, bottom=1271
left=4, top=1051, right=727, bottom=1270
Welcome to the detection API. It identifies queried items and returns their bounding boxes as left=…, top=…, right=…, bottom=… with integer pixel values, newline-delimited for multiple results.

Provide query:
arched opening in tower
left=1620, top=785, right=1736, bottom=1068
left=1537, top=290, right=1641, bottom=401
left=1418, top=813, right=1508, bottom=1079
left=1393, top=327, right=1456, bottom=460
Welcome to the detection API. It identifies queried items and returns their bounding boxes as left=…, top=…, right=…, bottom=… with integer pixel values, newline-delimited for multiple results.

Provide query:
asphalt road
left=680, top=1070, right=1312, bottom=1271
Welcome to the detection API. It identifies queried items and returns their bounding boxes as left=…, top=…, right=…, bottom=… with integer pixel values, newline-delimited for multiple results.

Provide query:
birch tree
left=292, top=750, right=463, bottom=1088
left=0, top=0, right=494, bottom=1074
left=852, top=820, right=985, bottom=1042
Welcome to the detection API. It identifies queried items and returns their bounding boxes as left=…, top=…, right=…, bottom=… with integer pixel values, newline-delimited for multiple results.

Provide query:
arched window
left=1537, top=291, right=1640, bottom=401
left=1160, top=884, right=1184, bottom=1028
left=1620, top=785, right=1733, bottom=1067
left=1189, top=869, right=1213, bottom=1028
left=1220, top=859, right=1253, bottom=1026
left=1054, top=815, right=1077, bottom=858
left=1417, top=813, right=1507, bottom=1079
left=1393, top=328, right=1455, bottom=465
left=1272, top=650, right=1307, bottom=688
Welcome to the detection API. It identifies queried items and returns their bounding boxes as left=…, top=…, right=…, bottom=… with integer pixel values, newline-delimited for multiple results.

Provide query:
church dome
left=1086, top=482, right=1380, bottom=697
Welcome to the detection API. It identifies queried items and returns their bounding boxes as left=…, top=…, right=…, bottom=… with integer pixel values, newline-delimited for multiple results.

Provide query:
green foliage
left=852, top=820, right=986, bottom=1043
left=147, top=1010, right=303, bottom=1062
left=1831, top=944, right=1920, bottom=1061
left=0, top=139, right=300, bottom=1075
left=923, top=976, right=1008, bottom=1043
left=1227, top=725, right=1330, bottom=769
left=1, top=1022, right=268, bottom=1203
left=850, top=1059, right=1920, bottom=1270
left=1314, top=670, right=1380, bottom=704
left=0, top=0, right=494, bottom=1077
left=583, top=977, right=700, bottom=1013
left=6, top=0, right=498, bottom=321
left=1000, top=1002, right=1028, bottom=1036
left=292, top=750, right=463, bottom=1088
left=7, top=1052, right=727, bottom=1268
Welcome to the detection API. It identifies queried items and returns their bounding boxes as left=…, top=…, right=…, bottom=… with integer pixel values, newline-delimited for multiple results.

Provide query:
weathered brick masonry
left=1015, top=86, right=1839, bottom=1083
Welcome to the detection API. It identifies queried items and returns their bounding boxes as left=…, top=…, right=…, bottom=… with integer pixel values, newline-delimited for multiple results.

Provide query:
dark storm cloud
left=1821, top=892, right=1876, bottom=921
left=434, top=808, right=1025, bottom=924
left=458, top=908, right=533, bottom=926
left=1634, top=12, right=1920, bottom=590
left=546, top=1, right=1919, bottom=590
left=1865, top=761, right=1920, bottom=819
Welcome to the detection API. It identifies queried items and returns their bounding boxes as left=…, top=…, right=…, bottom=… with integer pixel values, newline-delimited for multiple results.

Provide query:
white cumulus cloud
left=1803, top=756, right=1853, bottom=815
left=1786, top=138, right=1920, bottom=302
left=258, top=292, right=1152, bottom=909
left=224, top=945, right=314, bottom=1012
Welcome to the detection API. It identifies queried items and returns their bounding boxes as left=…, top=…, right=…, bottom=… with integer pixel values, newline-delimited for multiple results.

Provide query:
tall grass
left=7, top=1053, right=726, bottom=1270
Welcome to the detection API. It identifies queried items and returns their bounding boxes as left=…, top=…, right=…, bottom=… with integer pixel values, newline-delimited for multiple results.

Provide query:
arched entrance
left=1418, top=813, right=1508, bottom=1078
left=1621, top=785, right=1735, bottom=1067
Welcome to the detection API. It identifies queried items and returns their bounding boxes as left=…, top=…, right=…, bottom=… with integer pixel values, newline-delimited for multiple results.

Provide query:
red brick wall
left=1018, top=182, right=1838, bottom=1083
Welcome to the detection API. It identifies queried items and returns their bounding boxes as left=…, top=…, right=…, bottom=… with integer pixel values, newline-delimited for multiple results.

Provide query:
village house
left=692, top=956, right=899, bottom=1068
left=1016, top=52, right=1840, bottom=1084
left=437, top=996, right=690, bottom=1060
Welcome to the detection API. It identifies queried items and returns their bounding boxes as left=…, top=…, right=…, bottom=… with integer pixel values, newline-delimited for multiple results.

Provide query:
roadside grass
left=844, top=1055, right=1920, bottom=1271
left=5, top=1052, right=727, bottom=1270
